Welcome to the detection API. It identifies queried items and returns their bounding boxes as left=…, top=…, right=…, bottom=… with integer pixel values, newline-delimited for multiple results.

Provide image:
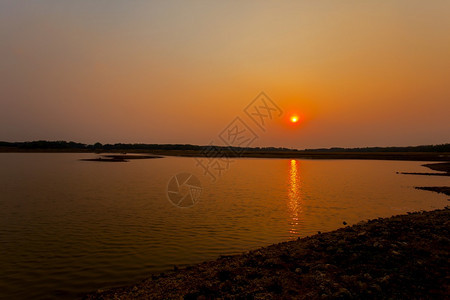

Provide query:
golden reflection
left=288, top=159, right=302, bottom=239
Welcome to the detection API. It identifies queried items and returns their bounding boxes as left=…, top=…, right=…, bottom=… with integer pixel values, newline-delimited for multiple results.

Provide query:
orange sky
left=1, top=1, right=449, bottom=148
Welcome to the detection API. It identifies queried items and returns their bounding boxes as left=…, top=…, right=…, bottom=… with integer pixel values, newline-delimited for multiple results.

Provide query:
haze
left=1, top=0, right=449, bottom=148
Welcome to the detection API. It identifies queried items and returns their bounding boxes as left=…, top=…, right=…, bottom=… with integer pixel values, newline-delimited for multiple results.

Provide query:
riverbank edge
left=1, top=149, right=450, bottom=161
left=85, top=207, right=449, bottom=299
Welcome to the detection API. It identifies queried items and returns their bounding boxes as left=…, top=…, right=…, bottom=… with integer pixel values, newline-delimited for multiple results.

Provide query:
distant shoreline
left=1, top=148, right=450, bottom=161
left=1, top=141, right=449, bottom=161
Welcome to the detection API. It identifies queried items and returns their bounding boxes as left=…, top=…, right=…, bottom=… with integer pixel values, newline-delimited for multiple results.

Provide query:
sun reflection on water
left=288, top=159, right=302, bottom=239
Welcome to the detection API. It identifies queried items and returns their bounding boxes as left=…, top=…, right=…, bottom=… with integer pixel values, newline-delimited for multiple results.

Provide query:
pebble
left=87, top=209, right=449, bottom=300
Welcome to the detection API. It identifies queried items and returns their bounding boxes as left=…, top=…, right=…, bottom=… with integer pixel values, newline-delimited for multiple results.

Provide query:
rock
left=333, top=288, right=351, bottom=298
left=85, top=208, right=450, bottom=300
left=371, top=283, right=382, bottom=292
left=323, top=264, right=336, bottom=270
left=379, top=275, right=391, bottom=283
left=358, top=281, right=368, bottom=290
left=219, top=281, right=232, bottom=291
left=373, top=241, right=382, bottom=248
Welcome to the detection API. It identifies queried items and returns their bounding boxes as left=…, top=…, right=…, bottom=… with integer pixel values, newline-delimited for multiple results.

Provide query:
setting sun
left=0, top=1, right=449, bottom=299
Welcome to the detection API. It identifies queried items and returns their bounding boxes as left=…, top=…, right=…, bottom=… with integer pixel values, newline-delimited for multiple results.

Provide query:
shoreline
left=401, top=162, right=450, bottom=177
left=0, top=149, right=450, bottom=161
left=84, top=162, right=450, bottom=299
left=416, top=186, right=450, bottom=195
left=85, top=208, right=449, bottom=299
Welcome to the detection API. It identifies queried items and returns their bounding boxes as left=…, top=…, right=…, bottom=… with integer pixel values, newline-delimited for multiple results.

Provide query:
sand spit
left=416, top=187, right=450, bottom=196
left=401, top=162, right=450, bottom=177
left=79, top=154, right=163, bottom=162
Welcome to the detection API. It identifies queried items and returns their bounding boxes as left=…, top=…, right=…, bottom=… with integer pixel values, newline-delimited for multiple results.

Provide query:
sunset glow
left=1, top=2, right=449, bottom=299
left=1, top=1, right=449, bottom=148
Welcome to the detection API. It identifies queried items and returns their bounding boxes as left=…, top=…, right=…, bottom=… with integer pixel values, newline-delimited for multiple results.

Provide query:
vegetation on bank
left=1, top=140, right=449, bottom=153
left=304, top=144, right=450, bottom=152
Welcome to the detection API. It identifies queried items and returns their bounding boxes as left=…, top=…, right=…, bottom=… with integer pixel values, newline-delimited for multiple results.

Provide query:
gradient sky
left=1, top=1, right=449, bottom=149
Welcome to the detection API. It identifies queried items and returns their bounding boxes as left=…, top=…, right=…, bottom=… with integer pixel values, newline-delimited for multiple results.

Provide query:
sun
left=290, top=115, right=299, bottom=123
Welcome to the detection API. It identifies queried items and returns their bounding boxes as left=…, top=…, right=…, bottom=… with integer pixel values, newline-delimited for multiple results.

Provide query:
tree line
left=0, top=140, right=449, bottom=152
left=0, top=141, right=293, bottom=152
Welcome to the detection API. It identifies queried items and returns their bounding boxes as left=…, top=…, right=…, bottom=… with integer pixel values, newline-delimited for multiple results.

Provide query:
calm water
left=0, top=154, right=448, bottom=299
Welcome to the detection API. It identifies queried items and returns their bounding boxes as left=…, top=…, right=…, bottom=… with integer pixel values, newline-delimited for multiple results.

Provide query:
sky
left=1, top=0, right=449, bottom=149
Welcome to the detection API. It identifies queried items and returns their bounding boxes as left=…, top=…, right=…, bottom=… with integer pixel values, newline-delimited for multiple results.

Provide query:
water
left=0, top=153, right=448, bottom=299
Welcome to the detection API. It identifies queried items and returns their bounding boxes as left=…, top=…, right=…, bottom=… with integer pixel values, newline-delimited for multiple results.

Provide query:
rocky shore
left=85, top=208, right=449, bottom=299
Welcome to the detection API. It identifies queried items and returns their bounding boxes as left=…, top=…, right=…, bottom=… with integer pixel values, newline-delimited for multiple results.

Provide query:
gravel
left=85, top=208, right=449, bottom=299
